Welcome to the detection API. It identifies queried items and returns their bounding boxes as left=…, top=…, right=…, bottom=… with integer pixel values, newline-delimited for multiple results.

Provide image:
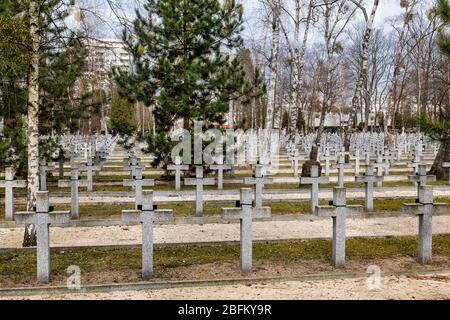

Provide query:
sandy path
left=37, top=188, right=450, bottom=204
left=3, top=273, right=449, bottom=300
left=1, top=215, right=449, bottom=249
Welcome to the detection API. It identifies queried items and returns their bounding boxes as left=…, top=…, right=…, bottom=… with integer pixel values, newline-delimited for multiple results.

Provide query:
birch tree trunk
left=265, top=0, right=281, bottom=130
left=350, top=0, right=379, bottom=132
left=289, top=0, right=314, bottom=133
left=23, top=0, right=40, bottom=247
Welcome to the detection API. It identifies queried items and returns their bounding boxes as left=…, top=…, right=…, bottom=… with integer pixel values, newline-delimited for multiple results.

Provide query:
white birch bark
left=350, top=0, right=379, bottom=131
left=23, top=0, right=40, bottom=246
left=265, top=0, right=281, bottom=130
left=288, top=0, right=314, bottom=132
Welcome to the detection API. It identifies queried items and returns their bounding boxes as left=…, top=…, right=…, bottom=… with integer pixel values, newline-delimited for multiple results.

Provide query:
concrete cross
left=15, top=191, right=71, bottom=283
left=244, top=165, right=274, bottom=208
left=362, top=151, right=371, bottom=166
left=123, top=166, right=155, bottom=210
left=316, top=188, right=364, bottom=267
left=408, top=149, right=422, bottom=174
left=408, top=165, right=436, bottom=195
left=122, top=190, right=173, bottom=280
left=432, top=144, right=439, bottom=157
left=322, top=149, right=336, bottom=177
left=57, top=147, right=66, bottom=179
left=391, top=147, right=401, bottom=162
left=382, top=151, right=394, bottom=175
left=184, top=166, right=215, bottom=217
left=442, top=162, right=450, bottom=186
left=80, top=158, right=101, bottom=192
left=222, top=188, right=271, bottom=272
left=210, top=158, right=231, bottom=190
left=0, top=168, right=26, bottom=221
left=300, top=165, right=330, bottom=214
left=402, top=186, right=448, bottom=264
left=289, top=153, right=306, bottom=178
left=355, top=165, right=383, bottom=212
left=332, top=154, right=351, bottom=188
left=93, top=152, right=106, bottom=178
left=167, top=156, right=189, bottom=191
left=124, top=155, right=142, bottom=179
left=39, top=159, right=55, bottom=191
left=373, top=156, right=388, bottom=187
left=58, top=166, right=89, bottom=219
left=349, top=150, right=361, bottom=176
left=69, top=150, right=78, bottom=167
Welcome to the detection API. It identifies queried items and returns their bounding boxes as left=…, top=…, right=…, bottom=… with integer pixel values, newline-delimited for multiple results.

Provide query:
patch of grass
left=1, top=197, right=449, bottom=221
left=0, top=236, right=448, bottom=276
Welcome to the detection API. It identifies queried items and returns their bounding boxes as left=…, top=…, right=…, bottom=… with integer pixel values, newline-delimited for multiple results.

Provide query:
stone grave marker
left=300, top=165, right=329, bottom=214
left=244, top=165, right=274, bottom=208
left=15, top=191, right=71, bottom=283
left=122, top=190, right=173, bottom=280
left=167, top=156, right=189, bottom=191
left=184, top=166, right=215, bottom=217
left=316, top=188, right=364, bottom=267
left=355, top=165, right=383, bottom=212
left=0, top=168, right=26, bottom=221
left=58, top=166, right=88, bottom=219
left=403, top=186, right=448, bottom=264
left=222, top=188, right=271, bottom=272
left=39, top=159, right=55, bottom=192
left=123, top=166, right=155, bottom=210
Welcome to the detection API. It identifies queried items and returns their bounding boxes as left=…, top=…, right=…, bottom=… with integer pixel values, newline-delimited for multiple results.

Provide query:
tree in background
left=109, top=91, right=136, bottom=137
left=115, top=0, right=249, bottom=166
left=0, top=0, right=94, bottom=246
left=0, top=6, right=29, bottom=175
left=422, top=0, right=450, bottom=180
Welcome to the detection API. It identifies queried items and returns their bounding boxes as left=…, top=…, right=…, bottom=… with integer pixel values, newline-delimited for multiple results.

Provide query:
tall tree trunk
left=350, top=0, right=379, bottom=132
left=313, top=2, right=333, bottom=157
left=289, top=0, right=314, bottom=132
left=265, top=0, right=281, bottom=130
left=429, top=139, right=450, bottom=181
left=23, top=0, right=40, bottom=247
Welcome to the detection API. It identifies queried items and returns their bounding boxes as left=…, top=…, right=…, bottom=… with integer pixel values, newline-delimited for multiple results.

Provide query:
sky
left=72, top=0, right=419, bottom=43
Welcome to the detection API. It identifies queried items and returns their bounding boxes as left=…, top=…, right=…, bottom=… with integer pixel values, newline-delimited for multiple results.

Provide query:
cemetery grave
left=0, top=131, right=448, bottom=299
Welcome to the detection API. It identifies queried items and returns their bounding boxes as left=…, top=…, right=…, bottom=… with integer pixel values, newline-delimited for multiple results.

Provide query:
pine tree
left=115, top=0, right=248, bottom=165
left=437, top=0, right=450, bottom=54
left=109, top=91, right=137, bottom=137
left=422, top=0, right=450, bottom=181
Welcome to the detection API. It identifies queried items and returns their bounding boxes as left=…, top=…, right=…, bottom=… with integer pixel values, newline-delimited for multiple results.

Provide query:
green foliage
left=116, top=0, right=251, bottom=165
left=0, top=0, right=95, bottom=171
left=437, top=0, right=450, bottom=57
left=39, top=137, right=58, bottom=162
left=419, top=114, right=450, bottom=142
left=144, top=133, right=173, bottom=167
left=40, top=39, right=95, bottom=134
left=0, top=16, right=29, bottom=119
left=436, top=0, right=450, bottom=23
left=0, top=123, right=27, bottom=176
left=109, top=92, right=136, bottom=137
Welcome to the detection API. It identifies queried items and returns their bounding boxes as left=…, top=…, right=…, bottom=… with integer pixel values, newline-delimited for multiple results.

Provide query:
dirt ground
left=3, top=271, right=449, bottom=300
left=0, top=255, right=449, bottom=294
left=1, top=215, right=450, bottom=249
